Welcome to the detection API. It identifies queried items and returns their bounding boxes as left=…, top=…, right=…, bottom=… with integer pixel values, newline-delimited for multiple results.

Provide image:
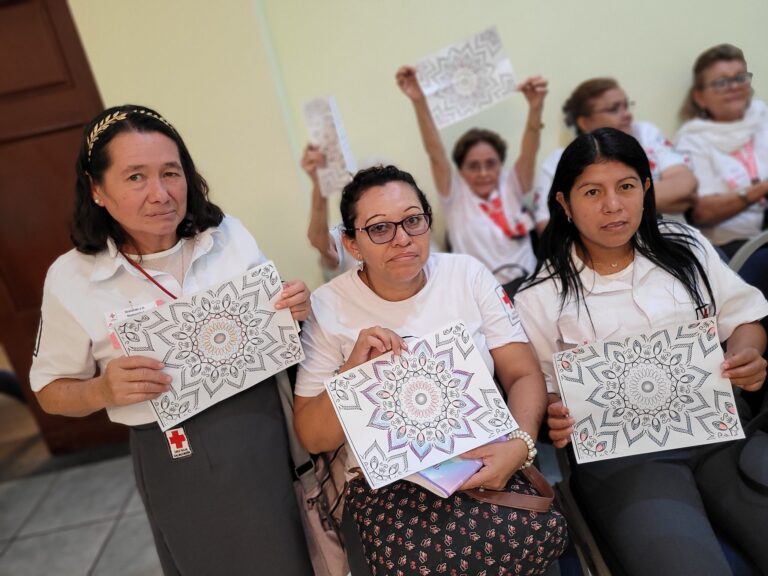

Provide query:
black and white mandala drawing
left=115, top=261, right=303, bottom=430
left=325, top=320, right=517, bottom=489
left=554, top=318, right=743, bottom=463
left=303, top=96, right=356, bottom=197
left=416, top=27, right=517, bottom=129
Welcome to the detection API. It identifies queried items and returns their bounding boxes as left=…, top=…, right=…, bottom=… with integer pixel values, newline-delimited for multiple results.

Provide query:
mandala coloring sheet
left=416, top=27, right=517, bottom=129
left=325, top=320, right=518, bottom=489
left=303, top=96, right=357, bottom=197
left=115, top=261, right=304, bottom=431
left=554, top=318, right=743, bottom=464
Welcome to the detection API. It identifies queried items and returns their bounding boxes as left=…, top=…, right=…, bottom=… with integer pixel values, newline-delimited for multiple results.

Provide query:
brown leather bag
left=463, top=465, right=555, bottom=513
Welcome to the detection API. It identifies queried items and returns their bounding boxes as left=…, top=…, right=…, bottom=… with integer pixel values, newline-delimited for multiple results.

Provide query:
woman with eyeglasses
left=535, top=78, right=697, bottom=221
left=676, top=44, right=768, bottom=259
left=293, top=165, right=566, bottom=574
left=396, top=66, right=549, bottom=296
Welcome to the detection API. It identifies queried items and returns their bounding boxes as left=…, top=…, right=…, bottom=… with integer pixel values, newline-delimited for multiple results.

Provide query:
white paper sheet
left=325, top=320, right=518, bottom=489
left=553, top=318, right=743, bottom=464
left=416, top=27, right=517, bottom=129
left=303, top=96, right=357, bottom=197
left=114, top=261, right=304, bottom=431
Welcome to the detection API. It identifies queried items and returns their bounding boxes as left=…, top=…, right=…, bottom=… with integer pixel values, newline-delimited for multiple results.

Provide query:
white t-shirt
left=442, top=171, right=539, bottom=285
left=535, top=122, right=687, bottom=219
left=30, top=216, right=267, bottom=426
left=514, top=225, right=768, bottom=393
left=675, top=100, right=768, bottom=246
left=295, top=252, right=529, bottom=471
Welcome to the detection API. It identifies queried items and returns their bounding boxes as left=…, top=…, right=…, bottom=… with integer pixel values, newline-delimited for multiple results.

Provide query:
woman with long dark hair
left=516, top=127, right=768, bottom=574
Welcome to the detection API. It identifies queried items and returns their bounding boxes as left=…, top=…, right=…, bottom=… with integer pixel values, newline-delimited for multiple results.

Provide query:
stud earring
left=94, top=198, right=102, bottom=206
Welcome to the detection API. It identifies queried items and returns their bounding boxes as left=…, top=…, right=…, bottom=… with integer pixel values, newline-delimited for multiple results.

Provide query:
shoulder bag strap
left=463, top=466, right=554, bottom=513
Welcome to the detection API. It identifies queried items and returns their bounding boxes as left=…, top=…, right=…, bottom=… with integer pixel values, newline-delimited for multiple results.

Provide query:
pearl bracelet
left=507, top=430, right=537, bottom=469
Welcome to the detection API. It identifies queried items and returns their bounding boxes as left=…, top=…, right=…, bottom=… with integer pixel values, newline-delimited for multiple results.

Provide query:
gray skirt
left=130, top=377, right=312, bottom=576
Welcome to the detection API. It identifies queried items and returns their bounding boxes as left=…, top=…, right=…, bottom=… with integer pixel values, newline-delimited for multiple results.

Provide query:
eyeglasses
left=705, top=72, right=753, bottom=92
left=593, top=99, right=635, bottom=115
left=349, top=213, right=432, bottom=244
left=463, top=159, right=501, bottom=173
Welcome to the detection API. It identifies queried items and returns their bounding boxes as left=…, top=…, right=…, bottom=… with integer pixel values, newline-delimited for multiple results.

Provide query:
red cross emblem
left=165, top=426, right=192, bottom=459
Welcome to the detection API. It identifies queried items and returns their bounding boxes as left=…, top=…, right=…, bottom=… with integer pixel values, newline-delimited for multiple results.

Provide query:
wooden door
left=0, top=0, right=127, bottom=452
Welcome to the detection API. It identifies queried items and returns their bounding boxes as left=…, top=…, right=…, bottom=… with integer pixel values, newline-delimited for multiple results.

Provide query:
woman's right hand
left=396, top=66, right=425, bottom=102
left=548, top=400, right=575, bottom=448
left=340, top=327, right=408, bottom=373
left=98, top=356, right=171, bottom=407
left=301, top=144, right=325, bottom=183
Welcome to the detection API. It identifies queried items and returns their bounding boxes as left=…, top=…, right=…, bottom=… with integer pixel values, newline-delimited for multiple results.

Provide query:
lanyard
left=120, top=251, right=178, bottom=301
left=479, top=195, right=528, bottom=239
left=730, top=139, right=760, bottom=183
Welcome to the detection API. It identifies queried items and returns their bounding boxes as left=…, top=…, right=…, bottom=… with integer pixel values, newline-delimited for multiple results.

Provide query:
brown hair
left=680, top=43, right=747, bottom=120
left=562, top=78, right=620, bottom=134
left=451, top=128, right=507, bottom=168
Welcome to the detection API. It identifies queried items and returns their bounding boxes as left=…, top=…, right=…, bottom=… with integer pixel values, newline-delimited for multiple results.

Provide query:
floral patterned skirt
left=346, top=471, right=568, bottom=575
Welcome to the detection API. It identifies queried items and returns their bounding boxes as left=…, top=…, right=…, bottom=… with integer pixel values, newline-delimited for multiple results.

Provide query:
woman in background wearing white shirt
left=676, top=43, right=768, bottom=259
left=396, top=66, right=548, bottom=295
left=293, top=165, right=567, bottom=575
left=30, top=106, right=313, bottom=576
left=535, top=77, right=697, bottom=220
left=516, top=127, right=768, bottom=575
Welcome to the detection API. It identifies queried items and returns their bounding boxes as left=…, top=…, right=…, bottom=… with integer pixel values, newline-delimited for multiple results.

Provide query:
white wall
left=68, top=0, right=767, bottom=286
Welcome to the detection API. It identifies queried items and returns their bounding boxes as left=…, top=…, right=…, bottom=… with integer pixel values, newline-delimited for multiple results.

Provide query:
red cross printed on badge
left=168, top=429, right=186, bottom=449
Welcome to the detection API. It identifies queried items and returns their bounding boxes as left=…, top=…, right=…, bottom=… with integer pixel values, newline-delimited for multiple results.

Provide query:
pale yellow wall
left=263, top=0, right=767, bottom=243
left=68, top=0, right=323, bottom=286
left=68, top=0, right=767, bottom=287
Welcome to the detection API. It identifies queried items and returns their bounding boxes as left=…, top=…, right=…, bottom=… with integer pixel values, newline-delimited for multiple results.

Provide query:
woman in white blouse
left=516, top=127, right=768, bottom=575
left=676, top=43, right=768, bottom=258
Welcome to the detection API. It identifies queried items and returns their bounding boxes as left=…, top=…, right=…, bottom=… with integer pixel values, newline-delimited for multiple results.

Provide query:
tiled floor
left=0, top=456, right=162, bottom=576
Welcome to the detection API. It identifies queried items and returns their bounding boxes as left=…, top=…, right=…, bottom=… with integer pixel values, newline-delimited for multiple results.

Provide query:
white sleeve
left=644, top=123, right=686, bottom=174
left=295, top=298, right=346, bottom=398
left=514, top=286, right=560, bottom=394
left=693, top=230, right=768, bottom=338
left=675, top=135, right=723, bottom=197
left=222, top=215, right=268, bottom=267
left=29, top=278, right=96, bottom=391
left=471, top=259, right=528, bottom=349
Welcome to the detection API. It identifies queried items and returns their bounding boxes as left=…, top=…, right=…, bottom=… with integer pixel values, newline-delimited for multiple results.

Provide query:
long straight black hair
left=521, top=128, right=715, bottom=314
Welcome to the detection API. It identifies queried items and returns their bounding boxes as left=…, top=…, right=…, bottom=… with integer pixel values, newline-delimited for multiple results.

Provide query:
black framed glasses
left=706, top=72, right=753, bottom=92
left=349, top=213, right=432, bottom=244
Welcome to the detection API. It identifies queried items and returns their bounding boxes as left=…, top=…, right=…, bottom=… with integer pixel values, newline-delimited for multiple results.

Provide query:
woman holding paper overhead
left=515, top=127, right=768, bottom=575
left=293, top=165, right=567, bottom=575
left=30, top=105, right=312, bottom=575
left=396, top=66, right=548, bottom=295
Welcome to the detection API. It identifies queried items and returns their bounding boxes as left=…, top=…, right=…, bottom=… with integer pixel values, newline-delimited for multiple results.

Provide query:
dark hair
left=521, top=127, right=715, bottom=315
left=680, top=44, right=748, bottom=120
left=562, top=78, right=620, bottom=135
left=71, top=104, right=224, bottom=254
left=451, top=128, right=507, bottom=168
left=340, top=165, right=432, bottom=236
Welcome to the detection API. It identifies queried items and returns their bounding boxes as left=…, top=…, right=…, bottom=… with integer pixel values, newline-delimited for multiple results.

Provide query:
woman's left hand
left=518, top=76, right=548, bottom=110
left=275, top=280, right=310, bottom=321
left=722, top=346, right=767, bottom=392
left=458, top=437, right=529, bottom=491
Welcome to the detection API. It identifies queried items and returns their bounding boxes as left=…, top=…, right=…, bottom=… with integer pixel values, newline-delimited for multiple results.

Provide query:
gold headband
left=86, top=109, right=176, bottom=161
